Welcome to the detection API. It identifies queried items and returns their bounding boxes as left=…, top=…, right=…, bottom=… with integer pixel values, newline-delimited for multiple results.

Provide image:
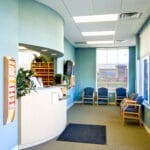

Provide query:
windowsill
left=143, top=101, right=150, bottom=109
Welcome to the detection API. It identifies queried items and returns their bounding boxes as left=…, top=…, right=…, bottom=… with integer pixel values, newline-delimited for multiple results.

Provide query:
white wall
left=140, top=25, right=150, bottom=58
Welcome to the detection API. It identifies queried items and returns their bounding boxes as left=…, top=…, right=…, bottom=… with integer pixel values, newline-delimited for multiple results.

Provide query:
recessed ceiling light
left=18, top=45, right=27, bottom=50
left=41, top=49, right=48, bottom=52
left=116, top=40, right=128, bottom=43
left=87, top=41, right=114, bottom=44
left=82, top=31, right=115, bottom=36
left=51, top=53, right=57, bottom=56
left=73, top=14, right=118, bottom=23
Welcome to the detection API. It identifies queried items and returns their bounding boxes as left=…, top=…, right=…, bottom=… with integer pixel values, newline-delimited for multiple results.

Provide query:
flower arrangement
left=16, top=68, right=34, bottom=98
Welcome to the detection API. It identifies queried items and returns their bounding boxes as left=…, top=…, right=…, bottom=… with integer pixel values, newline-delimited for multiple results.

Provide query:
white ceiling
left=36, top=0, right=150, bottom=48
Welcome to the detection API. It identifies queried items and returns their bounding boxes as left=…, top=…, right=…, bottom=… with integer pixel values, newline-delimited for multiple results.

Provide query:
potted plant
left=16, top=68, right=34, bottom=98
left=54, top=74, right=63, bottom=84
left=63, top=75, right=69, bottom=85
left=32, top=54, right=47, bottom=63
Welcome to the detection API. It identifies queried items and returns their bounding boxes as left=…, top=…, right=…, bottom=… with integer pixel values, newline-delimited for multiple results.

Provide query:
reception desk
left=18, top=87, right=67, bottom=149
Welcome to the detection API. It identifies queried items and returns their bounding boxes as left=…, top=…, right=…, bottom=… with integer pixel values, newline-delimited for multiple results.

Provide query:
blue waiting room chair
left=115, top=87, right=127, bottom=105
left=82, top=87, right=95, bottom=104
left=120, top=93, right=138, bottom=115
left=97, top=87, right=109, bottom=105
left=122, top=96, right=144, bottom=125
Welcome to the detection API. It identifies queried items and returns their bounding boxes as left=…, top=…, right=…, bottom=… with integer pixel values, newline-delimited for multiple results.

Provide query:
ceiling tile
left=62, top=0, right=93, bottom=16
left=93, top=0, right=122, bottom=14
left=36, top=0, right=150, bottom=48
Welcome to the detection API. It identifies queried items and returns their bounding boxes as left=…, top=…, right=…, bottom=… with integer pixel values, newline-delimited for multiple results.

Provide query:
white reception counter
left=18, top=87, right=67, bottom=149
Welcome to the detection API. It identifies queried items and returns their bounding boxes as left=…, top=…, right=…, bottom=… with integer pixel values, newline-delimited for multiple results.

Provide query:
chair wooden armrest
left=120, top=99, right=135, bottom=108
left=126, top=103, right=140, bottom=107
left=124, top=100, right=136, bottom=103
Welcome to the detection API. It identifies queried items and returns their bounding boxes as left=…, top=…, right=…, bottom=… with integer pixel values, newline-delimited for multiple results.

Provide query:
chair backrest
left=116, top=88, right=126, bottom=97
left=135, top=96, right=144, bottom=104
left=129, top=93, right=138, bottom=100
left=98, top=87, right=108, bottom=97
left=84, top=87, right=94, bottom=96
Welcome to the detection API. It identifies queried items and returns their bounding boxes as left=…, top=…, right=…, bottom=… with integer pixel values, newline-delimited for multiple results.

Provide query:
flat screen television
left=64, top=60, right=73, bottom=76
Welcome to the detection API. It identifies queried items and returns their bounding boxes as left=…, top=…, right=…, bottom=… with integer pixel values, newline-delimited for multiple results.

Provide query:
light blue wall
left=75, top=48, right=96, bottom=100
left=57, top=39, right=75, bottom=107
left=128, top=47, right=136, bottom=96
left=64, top=39, right=75, bottom=107
left=0, top=0, right=18, bottom=150
left=19, top=0, right=64, bottom=53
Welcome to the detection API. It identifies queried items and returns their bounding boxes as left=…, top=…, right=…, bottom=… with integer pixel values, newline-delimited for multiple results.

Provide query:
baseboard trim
left=18, top=125, right=66, bottom=150
left=143, top=122, right=150, bottom=134
left=74, top=100, right=82, bottom=104
left=12, top=145, right=19, bottom=150
left=19, top=136, right=55, bottom=149
left=67, top=102, right=74, bottom=110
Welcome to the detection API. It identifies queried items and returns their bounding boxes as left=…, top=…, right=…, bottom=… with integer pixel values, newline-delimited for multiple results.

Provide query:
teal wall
left=74, top=47, right=135, bottom=101
left=128, top=47, right=136, bottom=96
left=75, top=48, right=96, bottom=100
left=19, top=0, right=64, bottom=53
left=0, top=0, right=18, bottom=150
left=57, top=39, right=75, bottom=107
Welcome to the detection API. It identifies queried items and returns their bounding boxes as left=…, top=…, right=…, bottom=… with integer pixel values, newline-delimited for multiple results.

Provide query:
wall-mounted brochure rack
left=4, top=56, right=16, bottom=125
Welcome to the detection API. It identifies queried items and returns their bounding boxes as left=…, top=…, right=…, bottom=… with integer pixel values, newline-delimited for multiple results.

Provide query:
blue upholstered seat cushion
left=117, top=96, right=126, bottom=99
left=84, top=95, right=93, bottom=98
left=125, top=106, right=138, bottom=113
left=98, top=96, right=108, bottom=98
left=124, top=96, right=144, bottom=112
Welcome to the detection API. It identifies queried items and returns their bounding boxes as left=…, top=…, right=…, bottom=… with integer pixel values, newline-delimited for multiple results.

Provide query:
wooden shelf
left=31, top=62, right=54, bottom=86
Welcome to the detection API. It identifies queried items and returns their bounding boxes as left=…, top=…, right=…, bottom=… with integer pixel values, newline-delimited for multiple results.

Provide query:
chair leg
left=139, top=116, right=142, bottom=126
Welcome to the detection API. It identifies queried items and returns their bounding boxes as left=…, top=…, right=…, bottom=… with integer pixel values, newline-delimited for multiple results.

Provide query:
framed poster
left=4, top=56, right=16, bottom=125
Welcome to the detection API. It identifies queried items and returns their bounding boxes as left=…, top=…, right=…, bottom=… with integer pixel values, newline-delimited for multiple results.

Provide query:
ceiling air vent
left=115, top=40, right=127, bottom=43
left=120, top=12, right=142, bottom=20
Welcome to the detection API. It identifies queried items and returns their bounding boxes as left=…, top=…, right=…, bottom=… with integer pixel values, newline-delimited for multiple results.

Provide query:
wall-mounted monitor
left=64, top=60, right=73, bottom=76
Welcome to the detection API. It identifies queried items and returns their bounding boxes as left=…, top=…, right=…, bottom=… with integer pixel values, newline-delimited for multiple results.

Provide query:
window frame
left=141, top=56, right=150, bottom=105
left=96, top=48, right=129, bottom=91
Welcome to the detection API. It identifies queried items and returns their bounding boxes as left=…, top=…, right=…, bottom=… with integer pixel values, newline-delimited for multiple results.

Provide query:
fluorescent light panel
left=73, top=14, right=118, bottom=23
left=51, top=53, right=57, bottom=56
left=87, top=41, right=114, bottom=44
left=82, top=31, right=115, bottom=36
left=41, top=49, right=48, bottom=52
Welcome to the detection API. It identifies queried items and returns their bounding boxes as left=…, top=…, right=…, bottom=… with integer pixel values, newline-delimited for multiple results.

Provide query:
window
left=96, top=48, right=128, bottom=90
left=141, top=56, right=150, bottom=104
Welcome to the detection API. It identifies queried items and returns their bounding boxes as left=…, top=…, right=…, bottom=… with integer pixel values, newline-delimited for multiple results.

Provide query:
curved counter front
left=18, top=87, right=67, bottom=149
